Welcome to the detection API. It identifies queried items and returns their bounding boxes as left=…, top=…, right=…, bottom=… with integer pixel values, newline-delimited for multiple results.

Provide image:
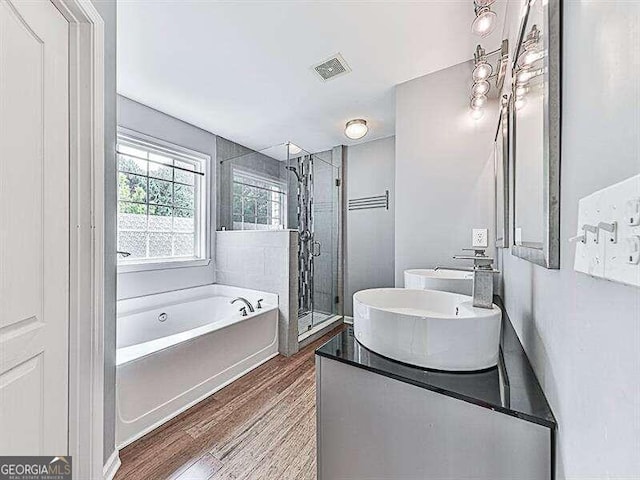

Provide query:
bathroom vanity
left=315, top=298, right=556, bottom=479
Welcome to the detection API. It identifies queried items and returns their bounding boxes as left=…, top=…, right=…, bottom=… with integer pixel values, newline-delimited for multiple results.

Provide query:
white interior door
left=0, top=0, right=70, bottom=455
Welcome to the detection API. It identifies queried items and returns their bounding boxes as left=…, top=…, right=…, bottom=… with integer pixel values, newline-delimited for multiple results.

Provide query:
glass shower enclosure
left=285, top=147, right=342, bottom=336
left=217, top=140, right=342, bottom=338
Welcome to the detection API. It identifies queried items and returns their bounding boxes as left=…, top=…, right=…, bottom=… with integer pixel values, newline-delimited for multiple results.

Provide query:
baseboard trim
left=103, top=450, right=121, bottom=480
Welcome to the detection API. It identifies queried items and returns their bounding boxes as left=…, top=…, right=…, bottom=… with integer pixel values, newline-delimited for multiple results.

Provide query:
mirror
left=510, top=0, right=560, bottom=268
left=495, top=95, right=509, bottom=248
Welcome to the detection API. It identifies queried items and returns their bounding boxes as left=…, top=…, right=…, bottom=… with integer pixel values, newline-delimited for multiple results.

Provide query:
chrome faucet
left=230, top=297, right=255, bottom=315
left=453, top=248, right=499, bottom=309
left=434, top=266, right=474, bottom=272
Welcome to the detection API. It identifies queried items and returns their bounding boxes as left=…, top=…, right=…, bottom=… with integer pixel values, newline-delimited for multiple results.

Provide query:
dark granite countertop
left=315, top=297, right=557, bottom=430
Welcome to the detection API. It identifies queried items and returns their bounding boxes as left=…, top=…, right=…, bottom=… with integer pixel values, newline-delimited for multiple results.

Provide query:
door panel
left=311, top=155, right=339, bottom=327
left=0, top=0, right=69, bottom=455
left=0, top=356, right=44, bottom=455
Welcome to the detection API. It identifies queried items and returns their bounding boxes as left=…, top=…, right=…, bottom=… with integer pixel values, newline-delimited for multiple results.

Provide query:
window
left=117, top=131, right=209, bottom=269
left=232, top=169, right=286, bottom=230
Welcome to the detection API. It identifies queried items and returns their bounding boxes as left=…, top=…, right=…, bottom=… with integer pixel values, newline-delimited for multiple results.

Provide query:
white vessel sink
left=404, top=268, right=474, bottom=296
left=353, top=288, right=502, bottom=372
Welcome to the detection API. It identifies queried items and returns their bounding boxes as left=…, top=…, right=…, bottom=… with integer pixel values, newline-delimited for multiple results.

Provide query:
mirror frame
left=495, top=95, right=510, bottom=248
left=510, top=0, right=561, bottom=269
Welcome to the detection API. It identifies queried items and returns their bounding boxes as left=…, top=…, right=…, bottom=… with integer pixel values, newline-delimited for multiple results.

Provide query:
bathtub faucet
left=231, top=297, right=255, bottom=315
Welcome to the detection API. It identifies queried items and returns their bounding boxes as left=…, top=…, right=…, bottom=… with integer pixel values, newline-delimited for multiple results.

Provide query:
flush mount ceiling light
left=345, top=119, right=368, bottom=140
left=471, top=0, right=498, bottom=38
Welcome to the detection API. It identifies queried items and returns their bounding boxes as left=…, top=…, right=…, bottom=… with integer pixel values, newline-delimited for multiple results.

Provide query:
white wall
left=500, top=2, right=640, bottom=477
left=344, top=136, right=395, bottom=316
left=394, top=61, right=498, bottom=285
left=116, top=96, right=217, bottom=299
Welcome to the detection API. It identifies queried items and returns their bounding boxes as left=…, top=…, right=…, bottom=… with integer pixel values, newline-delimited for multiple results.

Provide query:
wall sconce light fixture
left=471, top=0, right=497, bottom=37
left=512, top=24, right=544, bottom=111
left=469, top=40, right=509, bottom=120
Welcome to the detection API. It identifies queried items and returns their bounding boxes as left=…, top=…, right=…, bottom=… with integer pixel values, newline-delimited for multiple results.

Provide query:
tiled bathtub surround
left=215, top=230, right=299, bottom=355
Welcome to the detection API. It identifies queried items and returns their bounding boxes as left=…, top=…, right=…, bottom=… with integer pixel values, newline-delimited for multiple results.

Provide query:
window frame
left=116, top=127, right=211, bottom=273
left=232, top=167, right=287, bottom=231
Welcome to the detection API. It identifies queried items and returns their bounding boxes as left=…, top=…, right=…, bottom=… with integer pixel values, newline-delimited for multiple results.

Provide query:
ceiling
left=117, top=1, right=506, bottom=154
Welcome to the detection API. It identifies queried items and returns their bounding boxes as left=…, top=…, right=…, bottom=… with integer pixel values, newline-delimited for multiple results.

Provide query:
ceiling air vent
left=313, top=53, right=352, bottom=82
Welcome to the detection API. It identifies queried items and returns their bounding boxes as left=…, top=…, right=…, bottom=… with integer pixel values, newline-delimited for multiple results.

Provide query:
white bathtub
left=116, top=284, right=279, bottom=448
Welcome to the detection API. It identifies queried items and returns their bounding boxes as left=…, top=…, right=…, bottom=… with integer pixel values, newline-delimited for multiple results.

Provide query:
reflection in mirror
left=495, top=96, right=509, bottom=248
left=509, top=0, right=560, bottom=269
left=513, top=1, right=544, bottom=248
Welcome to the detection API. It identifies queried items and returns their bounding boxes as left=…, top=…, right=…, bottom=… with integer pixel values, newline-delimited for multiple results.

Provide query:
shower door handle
left=312, top=241, right=321, bottom=257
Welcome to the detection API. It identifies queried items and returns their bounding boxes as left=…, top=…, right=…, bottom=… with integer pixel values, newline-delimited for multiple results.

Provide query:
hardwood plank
left=209, top=372, right=316, bottom=477
left=172, top=454, right=223, bottom=480
left=116, top=325, right=343, bottom=480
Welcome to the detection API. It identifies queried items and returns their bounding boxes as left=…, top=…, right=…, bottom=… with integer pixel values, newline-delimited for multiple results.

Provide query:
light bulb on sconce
left=517, top=24, right=542, bottom=68
left=470, top=95, right=488, bottom=109
left=471, top=6, right=497, bottom=37
left=515, top=69, right=533, bottom=84
left=517, top=49, right=542, bottom=68
left=472, top=62, right=493, bottom=81
left=469, top=92, right=486, bottom=120
left=514, top=84, right=529, bottom=97
left=472, top=80, right=490, bottom=96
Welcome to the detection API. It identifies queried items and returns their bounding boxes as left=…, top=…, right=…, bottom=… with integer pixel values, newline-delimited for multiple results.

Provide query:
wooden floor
left=115, top=326, right=343, bottom=480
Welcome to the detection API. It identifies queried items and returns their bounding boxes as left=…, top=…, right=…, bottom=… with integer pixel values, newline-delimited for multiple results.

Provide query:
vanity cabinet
left=315, top=301, right=556, bottom=479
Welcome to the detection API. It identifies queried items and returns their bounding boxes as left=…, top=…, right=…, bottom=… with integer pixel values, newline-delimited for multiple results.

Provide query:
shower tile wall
left=216, top=137, right=289, bottom=230
left=286, top=168, right=299, bottom=230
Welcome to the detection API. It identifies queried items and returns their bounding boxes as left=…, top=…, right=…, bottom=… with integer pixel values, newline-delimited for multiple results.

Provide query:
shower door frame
left=295, top=147, right=344, bottom=341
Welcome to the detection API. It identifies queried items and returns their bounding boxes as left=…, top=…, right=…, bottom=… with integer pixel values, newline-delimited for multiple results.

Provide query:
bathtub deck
left=115, top=325, right=344, bottom=480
